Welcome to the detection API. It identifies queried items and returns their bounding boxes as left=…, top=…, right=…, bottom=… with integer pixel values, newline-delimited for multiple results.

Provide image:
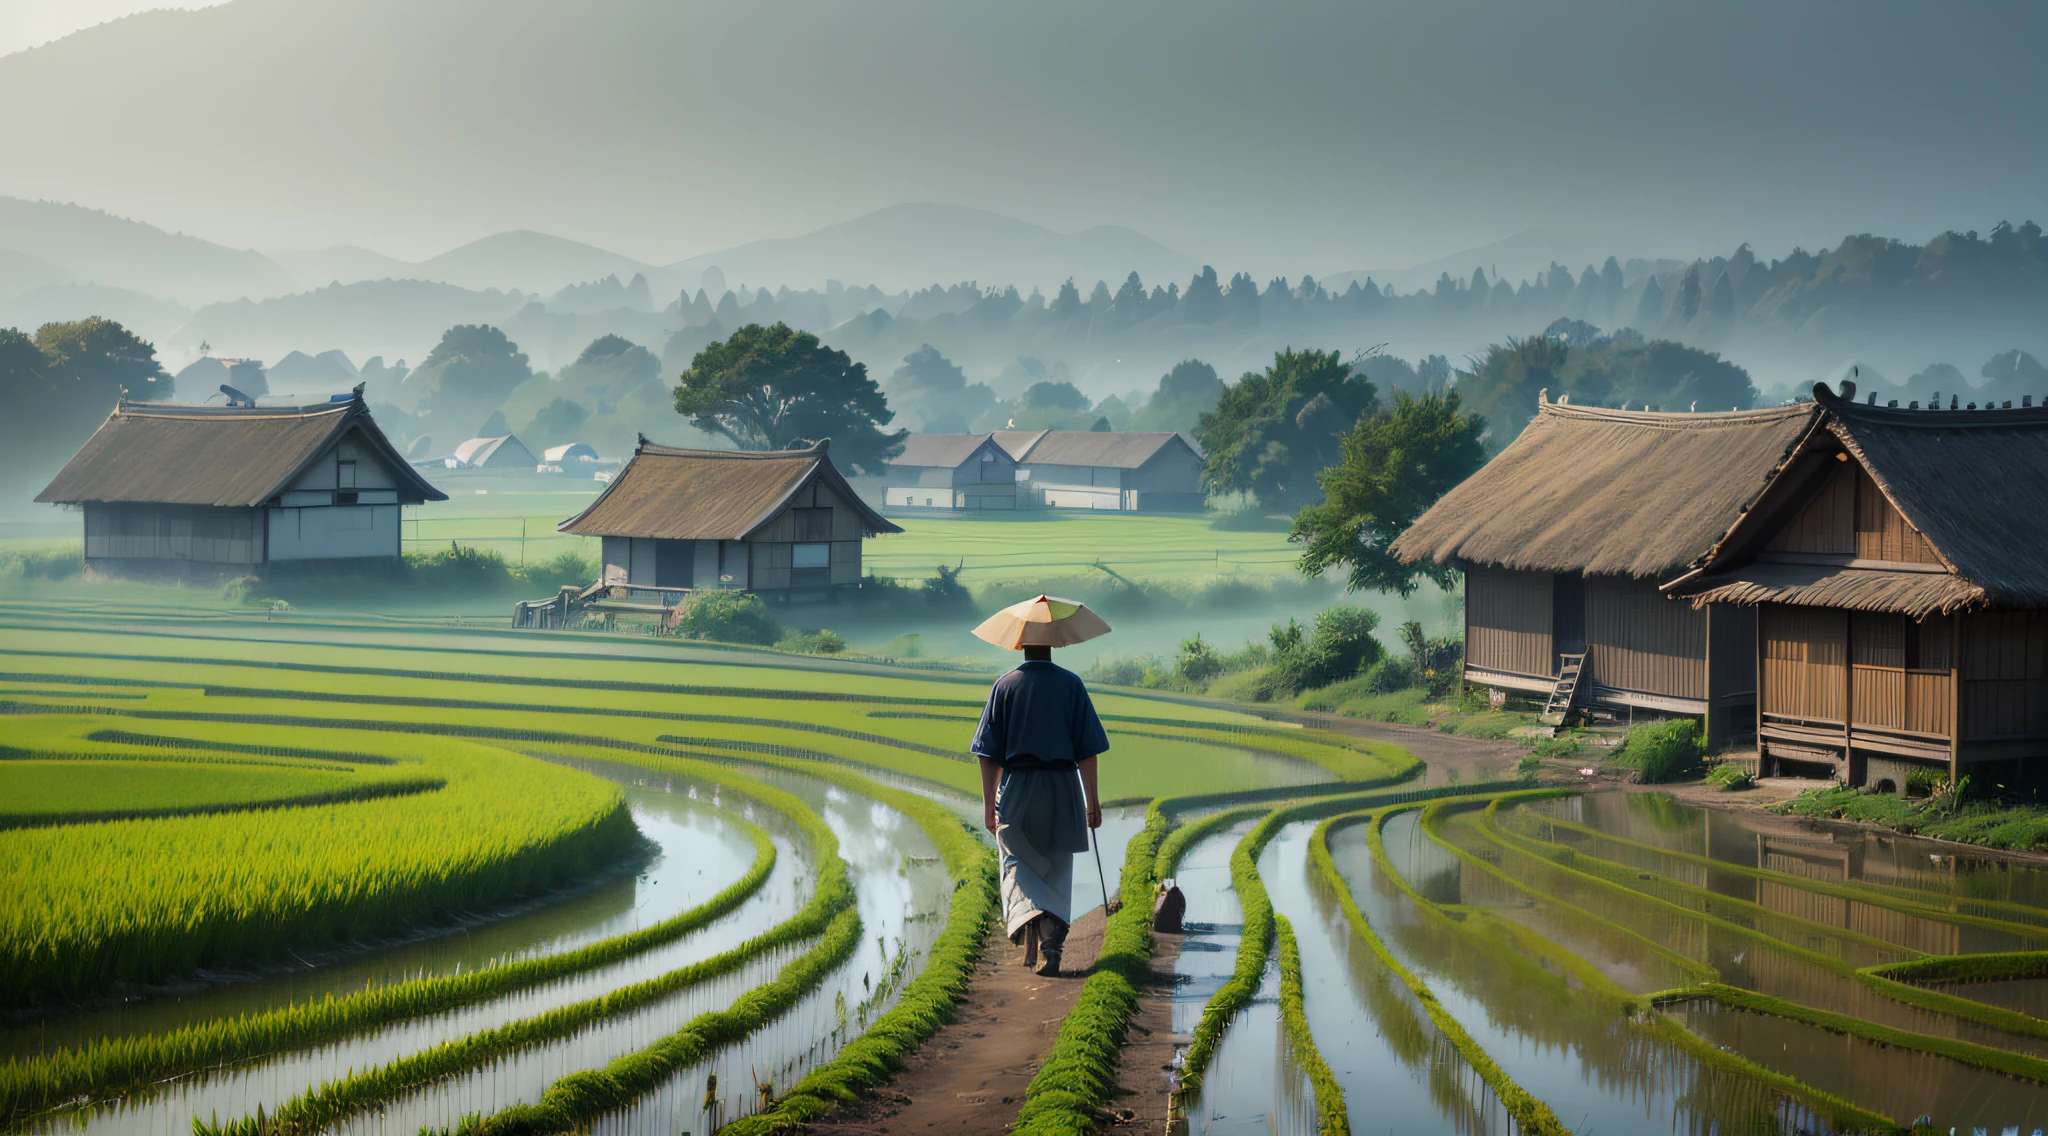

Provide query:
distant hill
left=0, top=247, right=73, bottom=299
left=661, top=204, right=1197, bottom=295
left=270, top=246, right=415, bottom=290
left=0, top=198, right=292, bottom=305
left=412, top=231, right=657, bottom=295
left=0, top=283, right=190, bottom=343
left=173, top=279, right=529, bottom=369
left=1321, top=229, right=1597, bottom=296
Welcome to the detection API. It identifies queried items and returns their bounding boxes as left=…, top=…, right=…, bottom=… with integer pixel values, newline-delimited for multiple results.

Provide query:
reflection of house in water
left=1674, top=382, right=2048, bottom=791
left=1396, top=397, right=1819, bottom=745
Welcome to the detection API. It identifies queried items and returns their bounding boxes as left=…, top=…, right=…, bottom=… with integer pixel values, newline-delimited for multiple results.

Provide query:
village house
left=993, top=429, right=1205, bottom=511
left=1393, top=396, right=1819, bottom=745
left=557, top=438, right=900, bottom=596
left=1670, top=382, right=2048, bottom=790
left=881, top=432, right=1019, bottom=510
left=37, top=388, right=445, bottom=576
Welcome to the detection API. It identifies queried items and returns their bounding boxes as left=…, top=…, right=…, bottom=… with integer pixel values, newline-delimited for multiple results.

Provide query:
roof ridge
left=1537, top=400, right=1813, bottom=428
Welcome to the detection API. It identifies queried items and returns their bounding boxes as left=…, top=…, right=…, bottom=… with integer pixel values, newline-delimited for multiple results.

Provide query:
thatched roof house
left=559, top=439, right=900, bottom=593
left=1393, top=396, right=1817, bottom=740
left=1667, top=383, right=2048, bottom=787
left=38, top=390, right=444, bottom=574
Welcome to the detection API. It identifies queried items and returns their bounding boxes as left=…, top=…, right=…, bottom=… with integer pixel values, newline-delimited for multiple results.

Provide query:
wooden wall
left=1465, top=565, right=1552, bottom=679
left=746, top=476, right=866, bottom=590
left=1583, top=574, right=1706, bottom=699
left=1766, top=462, right=1941, bottom=564
left=84, top=503, right=261, bottom=564
left=1761, top=605, right=1956, bottom=738
left=1960, top=611, right=2048, bottom=739
left=1761, top=605, right=1847, bottom=723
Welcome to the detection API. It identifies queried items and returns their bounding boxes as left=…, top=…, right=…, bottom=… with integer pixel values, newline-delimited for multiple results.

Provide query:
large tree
left=2, top=318, right=167, bottom=488
left=1131, top=358, right=1224, bottom=432
left=674, top=321, right=905, bottom=473
left=1194, top=347, right=1377, bottom=510
left=33, top=317, right=167, bottom=402
left=411, top=324, right=533, bottom=437
left=884, top=343, right=993, bottom=433
left=1292, top=389, right=1488, bottom=595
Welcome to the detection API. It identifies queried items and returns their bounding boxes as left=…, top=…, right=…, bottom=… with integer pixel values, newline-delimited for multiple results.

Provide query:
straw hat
left=971, top=594, right=1112, bottom=649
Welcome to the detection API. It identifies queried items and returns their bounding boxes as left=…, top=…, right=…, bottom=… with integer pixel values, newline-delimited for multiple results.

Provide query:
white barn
left=38, top=390, right=446, bottom=576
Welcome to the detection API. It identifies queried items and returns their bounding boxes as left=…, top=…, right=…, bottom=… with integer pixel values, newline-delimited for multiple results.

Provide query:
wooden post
left=1842, top=610, right=1854, bottom=785
left=1756, top=603, right=1768, bottom=777
left=1704, top=604, right=1717, bottom=752
left=1950, top=612, right=1963, bottom=786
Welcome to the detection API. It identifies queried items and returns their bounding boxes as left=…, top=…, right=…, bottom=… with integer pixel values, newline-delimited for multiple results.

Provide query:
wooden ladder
left=1539, top=653, right=1586, bottom=727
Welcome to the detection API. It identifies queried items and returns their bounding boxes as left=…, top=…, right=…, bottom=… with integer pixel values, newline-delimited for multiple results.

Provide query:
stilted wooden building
left=1672, top=382, right=2048, bottom=789
left=1393, top=396, right=1818, bottom=743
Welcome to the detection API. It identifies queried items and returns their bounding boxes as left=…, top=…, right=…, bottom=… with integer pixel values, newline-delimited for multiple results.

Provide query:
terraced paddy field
left=7, top=596, right=2048, bottom=1135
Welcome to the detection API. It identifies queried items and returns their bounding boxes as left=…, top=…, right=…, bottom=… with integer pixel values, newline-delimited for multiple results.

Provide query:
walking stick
left=1091, top=826, right=1121, bottom=915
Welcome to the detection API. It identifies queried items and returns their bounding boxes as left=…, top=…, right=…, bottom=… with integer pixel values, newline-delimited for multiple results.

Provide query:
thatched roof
left=887, top=433, right=1002, bottom=469
left=558, top=440, right=901, bottom=540
left=37, top=394, right=445, bottom=507
left=1683, top=562, right=1985, bottom=617
left=1675, top=383, right=2048, bottom=615
left=1392, top=398, right=1817, bottom=579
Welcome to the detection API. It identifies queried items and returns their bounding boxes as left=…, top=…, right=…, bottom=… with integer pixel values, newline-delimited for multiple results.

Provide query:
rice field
left=0, top=596, right=1404, bottom=1136
left=16, top=587, right=2043, bottom=1135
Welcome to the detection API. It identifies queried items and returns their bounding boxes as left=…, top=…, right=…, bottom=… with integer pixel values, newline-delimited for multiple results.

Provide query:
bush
left=1529, top=734, right=1583, bottom=761
left=1173, top=634, right=1224, bottom=684
left=676, top=591, right=782, bottom=645
left=1516, top=753, right=1543, bottom=780
left=406, top=542, right=515, bottom=590
left=923, top=564, right=972, bottom=608
left=1705, top=763, right=1755, bottom=791
left=0, top=544, right=82, bottom=582
left=1610, top=719, right=1705, bottom=783
left=1360, top=656, right=1418, bottom=695
left=1266, top=605, right=1385, bottom=697
left=512, top=550, right=596, bottom=591
left=776, top=628, right=847, bottom=654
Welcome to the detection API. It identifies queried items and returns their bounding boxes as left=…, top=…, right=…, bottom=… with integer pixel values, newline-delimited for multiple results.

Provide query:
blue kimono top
left=970, top=660, right=1111, bottom=766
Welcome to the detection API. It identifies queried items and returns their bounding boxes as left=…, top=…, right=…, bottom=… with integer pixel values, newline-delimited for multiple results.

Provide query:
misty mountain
left=172, top=279, right=529, bottom=369
left=0, top=248, right=74, bottom=298
left=662, top=204, right=1197, bottom=296
left=411, top=231, right=658, bottom=295
left=1322, top=230, right=1595, bottom=298
left=0, top=197, right=291, bottom=305
left=0, top=284, right=190, bottom=344
left=270, top=246, right=415, bottom=290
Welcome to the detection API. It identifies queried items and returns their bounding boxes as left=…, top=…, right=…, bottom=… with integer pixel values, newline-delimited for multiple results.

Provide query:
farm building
left=450, top=434, right=539, bottom=470
left=1394, top=396, right=1819, bottom=744
left=558, top=439, right=901, bottom=594
left=988, top=429, right=1205, bottom=511
left=37, top=389, right=446, bottom=575
left=881, top=433, right=1019, bottom=510
left=1670, top=382, right=2048, bottom=788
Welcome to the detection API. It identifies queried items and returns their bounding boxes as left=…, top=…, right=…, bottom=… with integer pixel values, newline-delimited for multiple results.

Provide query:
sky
left=0, top=0, right=2043, bottom=279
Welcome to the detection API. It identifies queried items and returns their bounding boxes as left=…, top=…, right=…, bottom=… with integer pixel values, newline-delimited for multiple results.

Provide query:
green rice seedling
left=1275, top=915, right=1349, bottom=1136
left=0, top=759, right=442, bottom=829
left=0, top=726, right=635, bottom=1009
left=0, top=769, right=782, bottom=1126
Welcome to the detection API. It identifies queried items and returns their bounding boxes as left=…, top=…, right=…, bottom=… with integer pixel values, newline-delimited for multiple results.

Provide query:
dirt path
left=1288, top=710, right=1525, bottom=785
left=1106, top=927, right=1185, bottom=1133
left=807, top=908, right=1106, bottom=1135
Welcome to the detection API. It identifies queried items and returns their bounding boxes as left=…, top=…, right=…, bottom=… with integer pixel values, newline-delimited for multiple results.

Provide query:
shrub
left=1529, top=735, right=1583, bottom=761
left=1611, top=719, right=1705, bottom=783
left=1174, top=634, right=1224, bottom=684
left=406, top=542, right=515, bottom=589
left=1360, top=655, right=1418, bottom=694
left=0, top=544, right=82, bottom=582
left=1906, top=767, right=1944, bottom=799
left=1516, top=753, right=1544, bottom=780
left=776, top=628, right=847, bottom=654
left=512, top=550, right=595, bottom=591
left=1267, top=605, right=1385, bottom=697
left=1705, top=763, right=1755, bottom=791
left=675, top=591, right=781, bottom=645
left=922, top=563, right=973, bottom=608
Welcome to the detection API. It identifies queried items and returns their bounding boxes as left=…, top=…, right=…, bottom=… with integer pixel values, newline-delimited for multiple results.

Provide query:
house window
left=338, top=460, right=357, bottom=489
left=792, top=543, right=830, bottom=569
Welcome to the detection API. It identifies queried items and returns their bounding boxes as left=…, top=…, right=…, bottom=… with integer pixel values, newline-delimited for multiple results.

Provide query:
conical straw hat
left=971, top=594, right=1112, bottom=649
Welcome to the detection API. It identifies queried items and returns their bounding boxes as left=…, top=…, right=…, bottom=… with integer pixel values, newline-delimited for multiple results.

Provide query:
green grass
left=862, top=512, right=1304, bottom=582
left=1772, top=786, right=2048, bottom=850
left=1275, top=914, right=1349, bottom=1135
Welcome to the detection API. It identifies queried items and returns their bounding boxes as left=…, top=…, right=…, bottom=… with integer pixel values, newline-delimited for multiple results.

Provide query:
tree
left=412, top=324, right=533, bottom=436
left=1181, top=266, right=1224, bottom=323
left=1132, top=358, right=1224, bottom=431
left=674, top=322, right=905, bottom=473
left=884, top=343, right=994, bottom=433
left=1050, top=278, right=1083, bottom=318
left=1196, top=348, right=1377, bottom=510
left=33, top=317, right=167, bottom=401
left=1292, top=389, right=1488, bottom=595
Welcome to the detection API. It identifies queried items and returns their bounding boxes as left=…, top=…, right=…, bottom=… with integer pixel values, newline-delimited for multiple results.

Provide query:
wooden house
left=1393, top=397, right=1819, bottom=744
left=881, top=433, right=1019, bottom=510
left=558, top=439, right=901, bottom=595
left=1671, top=382, right=2048, bottom=789
left=994, top=429, right=1205, bottom=512
left=36, top=389, right=446, bottom=575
